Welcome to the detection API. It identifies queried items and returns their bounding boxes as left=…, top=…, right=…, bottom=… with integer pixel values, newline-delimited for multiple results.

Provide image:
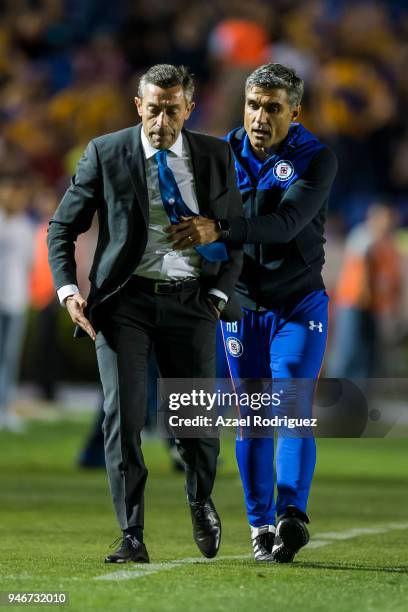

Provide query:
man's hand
left=205, top=298, right=221, bottom=318
left=65, top=293, right=96, bottom=341
left=166, top=216, right=221, bottom=250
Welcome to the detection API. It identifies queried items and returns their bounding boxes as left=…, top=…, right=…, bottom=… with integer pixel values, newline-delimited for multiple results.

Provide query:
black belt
left=130, top=275, right=200, bottom=295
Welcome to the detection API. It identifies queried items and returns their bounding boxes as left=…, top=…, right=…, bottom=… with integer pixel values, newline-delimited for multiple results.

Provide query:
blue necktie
left=155, top=150, right=228, bottom=262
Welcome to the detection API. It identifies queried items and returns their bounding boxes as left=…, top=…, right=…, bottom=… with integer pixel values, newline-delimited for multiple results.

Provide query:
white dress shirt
left=134, top=129, right=201, bottom=279
left=57, top=128, right=227, bottom=305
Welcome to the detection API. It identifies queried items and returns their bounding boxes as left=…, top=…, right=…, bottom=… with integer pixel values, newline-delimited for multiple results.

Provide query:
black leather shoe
left=189, top=498, right=221, bottom=558
left=104, top=535, right=150, bottom=564
left=272, top=505, right=309, bottom=563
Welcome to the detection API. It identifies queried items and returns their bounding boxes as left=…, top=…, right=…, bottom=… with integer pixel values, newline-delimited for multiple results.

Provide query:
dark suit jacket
left=47, top=124, right=243, bottom=337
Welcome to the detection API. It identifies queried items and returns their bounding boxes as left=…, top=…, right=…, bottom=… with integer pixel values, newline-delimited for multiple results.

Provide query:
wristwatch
left=207, top=293, right=227, bottom=313
left=216, top=219, right=231, bottom=241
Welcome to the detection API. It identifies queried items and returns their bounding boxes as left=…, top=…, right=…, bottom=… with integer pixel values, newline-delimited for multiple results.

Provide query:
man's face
left=244, top=86, right=300, bottom=157
left=135, top=83, right=195, bottom=150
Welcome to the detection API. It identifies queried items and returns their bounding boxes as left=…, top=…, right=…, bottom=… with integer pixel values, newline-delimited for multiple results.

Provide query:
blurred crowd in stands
left=1, top=0, right=408, bottom=428
left=0, top=0, right=407, bottom=222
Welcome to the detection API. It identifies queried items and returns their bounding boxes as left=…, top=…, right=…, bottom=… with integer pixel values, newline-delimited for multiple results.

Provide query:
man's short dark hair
left=245, top=63, right=304, bottom=108
left=138, top=64, right=194, bottom=102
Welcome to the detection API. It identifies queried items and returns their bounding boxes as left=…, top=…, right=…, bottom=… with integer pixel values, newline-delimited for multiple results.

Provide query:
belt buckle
left=154, top=279, right=186, bottom=294
left=154, top=281, right=165, bottom=294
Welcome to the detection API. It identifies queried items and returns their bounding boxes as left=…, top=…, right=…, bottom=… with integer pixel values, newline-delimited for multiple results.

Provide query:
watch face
left=218, top=299, right=227, bottom=311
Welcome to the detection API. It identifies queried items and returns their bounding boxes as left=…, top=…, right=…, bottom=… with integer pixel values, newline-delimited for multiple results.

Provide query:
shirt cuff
left=208, top=288, right=229, bottom=303
left=57, top=284, right=79, bottom=307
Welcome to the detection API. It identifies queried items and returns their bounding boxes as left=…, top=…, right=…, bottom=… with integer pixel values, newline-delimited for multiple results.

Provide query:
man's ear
left=184, top=101, right=195, bottom=121
left=291, top=105, right=301, bottom=121
left=134, top=97, right=143, bottom=117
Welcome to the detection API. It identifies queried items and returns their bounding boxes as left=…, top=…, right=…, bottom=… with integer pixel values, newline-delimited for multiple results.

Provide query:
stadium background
left=0, top=1, right=407, bottom=610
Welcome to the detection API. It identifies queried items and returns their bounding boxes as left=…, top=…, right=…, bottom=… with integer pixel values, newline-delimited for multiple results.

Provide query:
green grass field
left=1, top=414, right=407, bottom=611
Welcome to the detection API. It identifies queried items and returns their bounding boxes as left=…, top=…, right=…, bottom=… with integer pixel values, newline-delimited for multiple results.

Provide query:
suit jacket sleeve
left=213, top=143, right=244, bottom=298
left=226, top=147, right=337, bottom=244
left=47, top=140, right=100, bottom=291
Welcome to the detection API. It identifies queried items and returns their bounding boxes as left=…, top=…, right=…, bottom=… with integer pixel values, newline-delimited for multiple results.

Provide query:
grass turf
left=0, top=417, right=407, bottom=611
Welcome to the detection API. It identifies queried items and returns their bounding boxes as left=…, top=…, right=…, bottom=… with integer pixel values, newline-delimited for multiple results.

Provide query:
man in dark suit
left=47, top=64, right=243, bottom=564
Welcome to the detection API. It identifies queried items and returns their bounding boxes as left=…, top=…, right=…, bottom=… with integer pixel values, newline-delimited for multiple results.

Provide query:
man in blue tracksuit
left=168, top=63, right=337, bottom=563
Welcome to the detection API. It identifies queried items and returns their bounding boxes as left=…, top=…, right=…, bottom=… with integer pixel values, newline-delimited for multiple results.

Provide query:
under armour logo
left=309, top=320, right=323, bottom=332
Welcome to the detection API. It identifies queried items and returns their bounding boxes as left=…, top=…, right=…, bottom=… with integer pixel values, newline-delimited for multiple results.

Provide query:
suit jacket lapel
left=125, top=126, right=211, bottom=223
left=125, top=124, right=149, bottom=226
left=183, top=128, right=211, bottom=217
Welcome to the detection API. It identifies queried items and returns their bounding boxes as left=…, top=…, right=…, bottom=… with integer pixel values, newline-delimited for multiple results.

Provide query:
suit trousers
left=94, top=278, right=219, bottom=530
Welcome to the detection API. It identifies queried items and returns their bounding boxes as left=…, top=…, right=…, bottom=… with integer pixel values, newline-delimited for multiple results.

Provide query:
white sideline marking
left=94, top=523, right=408, bottom=581
left=95, top=554, right=252, bottom=581
left=310, top=522, right=408, bottom=546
